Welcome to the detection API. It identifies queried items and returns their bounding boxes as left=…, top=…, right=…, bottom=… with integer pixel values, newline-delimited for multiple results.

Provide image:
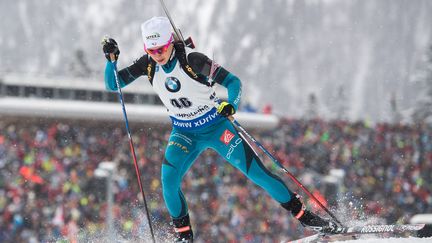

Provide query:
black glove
left=173, top=40, right=185, bottom=52
left=217, top=101, right=236, bottom=117
left=101, top=37, right=120, bottom=61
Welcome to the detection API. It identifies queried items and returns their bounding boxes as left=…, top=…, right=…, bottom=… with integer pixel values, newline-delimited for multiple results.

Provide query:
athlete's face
left=146, top=43, right=174, bottom=65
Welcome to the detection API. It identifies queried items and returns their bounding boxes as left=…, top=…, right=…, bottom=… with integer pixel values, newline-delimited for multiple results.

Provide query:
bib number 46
left=170, top=97, right=192, bottom=109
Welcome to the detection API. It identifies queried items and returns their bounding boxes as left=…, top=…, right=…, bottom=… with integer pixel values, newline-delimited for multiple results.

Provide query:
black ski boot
left=172, top=214, right=193, bottom=243
left=281, top=194, right=338, bottom=233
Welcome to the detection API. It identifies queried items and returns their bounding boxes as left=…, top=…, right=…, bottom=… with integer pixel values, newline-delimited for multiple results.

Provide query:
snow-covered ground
left=333, top=237, right=432, bottom=243
left=288, top=231, right=431, bottom=243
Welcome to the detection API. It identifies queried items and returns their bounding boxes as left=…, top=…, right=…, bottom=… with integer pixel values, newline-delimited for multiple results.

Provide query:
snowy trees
left=412, top=44, right=432, bottom=122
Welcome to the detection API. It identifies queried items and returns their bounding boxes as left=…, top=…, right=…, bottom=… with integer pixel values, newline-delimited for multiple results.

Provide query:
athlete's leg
left=208, top=119, right=293, bottom=203
left=208, top=119, right=337, bottom=232
left=161, top=129, right=203, bottom=241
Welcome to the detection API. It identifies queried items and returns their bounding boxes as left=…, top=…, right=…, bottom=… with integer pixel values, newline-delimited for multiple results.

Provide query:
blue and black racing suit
left=104, top=45, right=294, bottom=222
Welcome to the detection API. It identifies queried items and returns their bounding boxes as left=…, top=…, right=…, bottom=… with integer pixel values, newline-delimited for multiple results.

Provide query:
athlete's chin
left=155, top=58, right=168, bottom=65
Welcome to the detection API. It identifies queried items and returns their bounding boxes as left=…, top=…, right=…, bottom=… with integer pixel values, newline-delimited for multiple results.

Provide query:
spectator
left=0, top=119, right=430, bottom=242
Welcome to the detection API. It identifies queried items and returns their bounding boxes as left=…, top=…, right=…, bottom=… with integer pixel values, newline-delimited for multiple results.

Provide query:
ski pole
left=158, top=0, right=185, bottom=45
left=111, top=60, right=156, bottom=242
left=230, top=118, right=343, bottom=226
left=156, top=0, right=195, bottom=49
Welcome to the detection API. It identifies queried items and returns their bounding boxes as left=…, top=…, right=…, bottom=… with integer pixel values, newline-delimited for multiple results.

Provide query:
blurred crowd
left=0, top=118, right=431, bottom=242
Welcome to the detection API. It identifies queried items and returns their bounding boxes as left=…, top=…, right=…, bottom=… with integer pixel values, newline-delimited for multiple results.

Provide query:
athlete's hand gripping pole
left=109, top=54, right=156, bottom=242
left=229, top=117, right=343, bottom=227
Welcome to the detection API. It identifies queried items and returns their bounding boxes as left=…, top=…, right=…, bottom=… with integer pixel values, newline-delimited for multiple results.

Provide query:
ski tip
left=410, top=223, right=426, bottom=230
left=285, top=224, right=426, bottom=243
left=390, top=223, right=426, bottom=231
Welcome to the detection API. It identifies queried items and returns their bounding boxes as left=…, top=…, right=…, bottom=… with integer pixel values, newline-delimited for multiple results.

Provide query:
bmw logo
left=165, top=77, right=181, bottom=92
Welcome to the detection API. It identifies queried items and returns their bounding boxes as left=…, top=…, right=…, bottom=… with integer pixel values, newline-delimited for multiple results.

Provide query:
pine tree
left=413, top=43, right=432, bottom=122
left=390, top=92, right=402, bottom=124
left=304, top=93, right=318, bottom=120
left=335, top=85, right=348, bottom=121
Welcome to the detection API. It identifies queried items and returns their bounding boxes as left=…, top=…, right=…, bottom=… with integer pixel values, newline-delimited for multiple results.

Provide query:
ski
left=332, top=223, right=424, bottom=235
left=286, top=224, right=425, bottom=243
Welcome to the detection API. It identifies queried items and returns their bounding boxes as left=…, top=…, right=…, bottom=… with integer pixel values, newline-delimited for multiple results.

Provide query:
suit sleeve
left=104, top=55, right=149, bottom=91
left=187, top=52, right=242, bottom=111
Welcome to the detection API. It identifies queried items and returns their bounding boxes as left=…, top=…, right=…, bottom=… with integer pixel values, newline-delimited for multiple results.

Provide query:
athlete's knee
left=247, top=169, right=270, bottom=186
left=248, top=159, right=284, bottom=186
left=164, top=146, right=177, bottom=163
left=245, top=159, right=267, bottom=180
left=161, top=161, right=181, bottom=192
